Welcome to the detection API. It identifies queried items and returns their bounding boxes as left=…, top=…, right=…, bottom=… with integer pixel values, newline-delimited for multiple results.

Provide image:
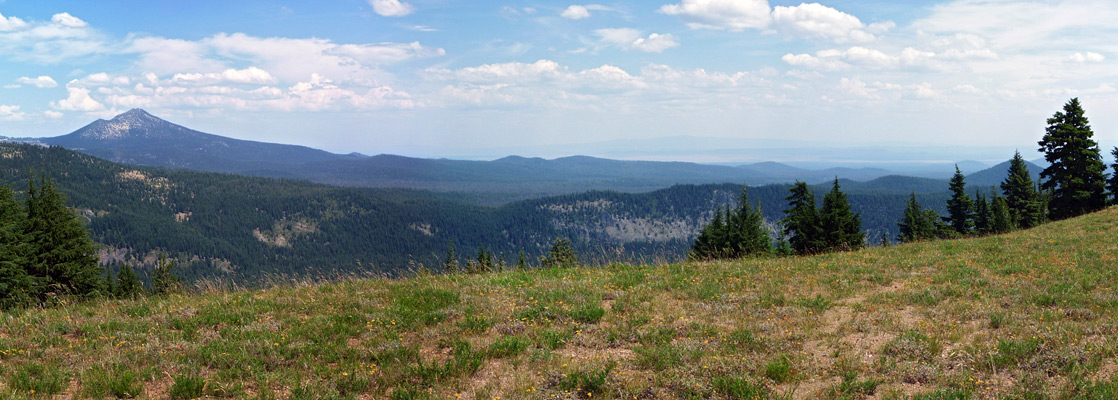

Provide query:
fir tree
left=515, top=251, right=528, bottom=270
left=945, top=165, right=974, bottom=235
left=727, top=186, right=772, bottom=257
left=1109, top=147, right=1118, bottom=204
left=443, top=242, right=459, bottom=274
left=990, top=193, right=1013, bottom=234
left=1037, top=98, right=1108, bottom=220
left=773, top=230, right=792, bottom=256
left=24, top=176, right=102, bottom=297
left=819, top=179, right=864, bottom=251
left=782, top=182, right=823, bottom=255
left=116, top=264, right=143, bottom=298
left=0, top=185, right=35, bottom=308
left=690, top=206, right=726, bottom=259
left=1001, top=151, right=1041, bottom=228
left=973, top=191, right=992, bottom=235
left=152, top=255, right=181, bottom=295
left=897, top=193, right=936, bottom=243
left=541, top=238, right=578, bottom=268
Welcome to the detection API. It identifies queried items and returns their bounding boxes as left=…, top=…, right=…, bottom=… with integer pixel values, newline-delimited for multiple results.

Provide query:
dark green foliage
left=24, top=176, right=103, bottom=297
left=990, top=193, right=1013, bottom=234
left=443, top=242, right=459, bottom=274
left=897, top=193, right=947, bottom=243
left=1110, top=147, right=1118, bottom=204
left=1037, top=98, right=1108, bottom=220
left=1002, top=151, right=1042, bottom=228
left=152, top=255, right=181, bottom=295
left=819, top=179, right=864, bottom=251
left=691, top=186, right=771, bottom=259
left=515, top=251, right=528, bottom=270
left=782, top=181, right=823, bottom=254
left=973, top=191, right=992, bottom=234
left=116, top=264, right=143, bottom=298
left=0, top=185, right=35, bottom=308
left=945, top=165, right=974, bottom=234
left=468, top=247, right=495, bottom=274
left=540, top=238, right=578, bottom=268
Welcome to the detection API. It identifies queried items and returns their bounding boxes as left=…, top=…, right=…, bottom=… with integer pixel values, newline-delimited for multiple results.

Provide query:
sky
left=1, top=0, right=1117, bottom=164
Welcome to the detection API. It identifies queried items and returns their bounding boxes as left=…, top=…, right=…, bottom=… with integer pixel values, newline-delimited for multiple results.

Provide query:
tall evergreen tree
left=973, top=191, right=992, bottom=235
left=541, top=238, right=578, bottom=268
left=897, top=193, right=936, bottom=243
left=691, top=206, right=726, bottom=259
left=1109, top=147, right=1118, bottom=204
left=782, top=182, right=823, bottom=255
left=152, top=255, right=181, bottom=295
left=727, top=186, right=772, bottom=257
left=116, top=264, right=143, bottom=298
left=515, top=251, right=528, bottom=270
left=819, top=179, right=864, bottom=251
left=990, top=193, right=1013, bottom=234
left=1037, top=98, right=1108, bottom=219
left=24, top=176, right=102, bottom=297
left=945, top=165, right=974, bottom=235
left=443, top=242, right=459, bottom=274
left=0, top=185, right=36, bottom=308
left=1001, top=151, right=1041, bottom=228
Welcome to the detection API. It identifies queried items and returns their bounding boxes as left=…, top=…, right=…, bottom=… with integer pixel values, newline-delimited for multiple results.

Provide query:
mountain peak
left=70, top=109, right=187, bottom=141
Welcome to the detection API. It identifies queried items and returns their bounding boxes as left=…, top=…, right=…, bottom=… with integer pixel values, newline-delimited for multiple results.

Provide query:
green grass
left=3, top=208, right=1118, bottom=398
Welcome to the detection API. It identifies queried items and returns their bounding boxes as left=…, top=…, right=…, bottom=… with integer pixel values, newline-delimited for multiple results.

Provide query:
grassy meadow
left=4, top=208, right=1118, bottom=399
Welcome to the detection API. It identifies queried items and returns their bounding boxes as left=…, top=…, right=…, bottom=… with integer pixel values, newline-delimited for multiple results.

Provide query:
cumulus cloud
left=659, top=0, right=772, bottom=31
left=0, top=12, right=29, bottom=31
left=660, top=0, right=892, bottom=43
left=50, top=12, right=88, bottom=28
left=0, top=11, right=108, bottom=63
left=170, top=67, right=277, bottom=85
left=1067, top=52, right=1105, bottom=64
left=560, top=4, right=613, bottom=20
left=369, top=0, right=415, bottom=17
left=596, top=28, right=680, bottom=53
left=51, top=85, right=105, bottom=111
left=0, top=105, right=26, bottom=121
left=15, top=76, right=58, bottom=88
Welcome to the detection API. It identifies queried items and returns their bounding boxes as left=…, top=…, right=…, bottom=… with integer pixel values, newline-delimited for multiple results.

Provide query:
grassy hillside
left=3, top=208, right=1118, bottom=399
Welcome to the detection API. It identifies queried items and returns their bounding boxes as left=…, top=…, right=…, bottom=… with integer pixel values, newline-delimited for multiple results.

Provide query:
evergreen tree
left=1110, top=147, right=1118, bottom=204
left=152, top=255, right=181, bottom=295
left=0, top=185, right=35, bottom=308
left=973, top=191, right=992, bottom=235
left=443, top=242, right=459, bottom=274
left=116, top=264, right=143, bottom=298
left=990, top=193, right=1013, bottom=234
left=945, top=165, right=974, bottom=234
left=897, top=193, right=936, bottom=243
left=1037, top=98, right=1108, bottom=220
left=515, top=251, right=528, bottom=270
left=781, top=182, right=823, bottom=255
left=773, top=230, right=792, bottom=256
left=879, top=229, right=889, bottom=247
left=727, top=186, right=772, bottom=257
left=819, top=179, right=864, bottom=251
left=690, top=206, right=726, bottom=259
left=541, top=238, right=578, bottom=268
left=1001, top=151, right=1041, bottom=228
left=24, top=176, right=102, bottom=297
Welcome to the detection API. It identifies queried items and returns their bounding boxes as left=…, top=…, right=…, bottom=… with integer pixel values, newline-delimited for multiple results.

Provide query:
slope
left=4, top=206, right=1116, bottom=398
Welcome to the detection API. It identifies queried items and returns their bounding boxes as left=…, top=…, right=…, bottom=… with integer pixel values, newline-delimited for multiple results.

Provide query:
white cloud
left=171, top=67, right=277, bottom=85
left=0, top=105, right=26, bottom=121
left=51, top=85, right=105, bottom=111
left=596, top=28, right=680, bottom=53
left=1067, top=52, right=1105, bottom=64
left=0, top=12, right=29, bottom=31
left=659, top=0, right=772, bottom=32
left=369, top=0, right=415, bottom=17
left=50, top=12, right=88, bottom=28
left=44, top=110, right=63, bottom=118
left=770, top=3, right=887, bottom=43
left=15, top=75, right=58, bottom=88
left=561, top=5, right=591, bottom=20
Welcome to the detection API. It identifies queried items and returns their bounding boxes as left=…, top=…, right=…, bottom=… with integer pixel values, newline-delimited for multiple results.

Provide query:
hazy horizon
left=2, top=1, right=1116, bottom=162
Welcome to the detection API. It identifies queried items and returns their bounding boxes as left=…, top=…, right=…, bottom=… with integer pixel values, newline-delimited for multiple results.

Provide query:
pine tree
left=990, top=193, right=1013, bottom=234
left=1001, top=151, right=1041, bottom=228
left=0, top=185, right=36, bottom=308
left=1109, top=147, right=1118, bottom=204
left=945, top=165, right=974, bottom=235
left=1037, top=98, right=1108, bottom=220
left=690, top=206, right=726, bottom=259
left=782, top=182, right=823, bottom=255
left=24, top=176, right=102, bottom=297
left=819, top=179, right=864, bottom=251
left=443, top=242, right=459, bottom=274
left=116, top=264, right=143, bottom=298
left=973, top=191, right=992, bottom=235
left=727, top=186, right=772, bottom=257
left=773, top=230, right=792, bottom=256
left=541, top=238, right=578, bottom=268
left=515, top=251, right=528, bottom=270
left=152, top=255, right=181, bottom=295
left=897, top=193, right=936, bottom=243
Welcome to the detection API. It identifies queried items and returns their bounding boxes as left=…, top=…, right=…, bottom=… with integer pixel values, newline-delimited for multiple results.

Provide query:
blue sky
left=1, top=0, right=1117, bottom=163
